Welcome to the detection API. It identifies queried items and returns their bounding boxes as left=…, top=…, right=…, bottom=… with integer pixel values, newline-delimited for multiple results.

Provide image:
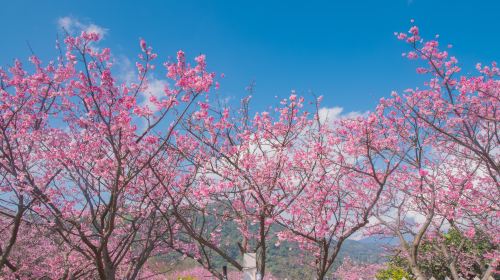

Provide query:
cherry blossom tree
left=149, top=94, right=315, bottom=279
left=1, top=30, right=216, bottom=280
left=0, top=53, right=64, bottom=275
left=275, top=107, right=405, bottom=280
left=395, top=23, right=500, bottom=279
left=369, top=23, right=499, bottom=280
left=0, top=216, right=93, bottom=279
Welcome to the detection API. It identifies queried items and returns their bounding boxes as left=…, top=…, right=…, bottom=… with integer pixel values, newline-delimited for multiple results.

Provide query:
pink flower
left=397, top=32, right=407, bottom=40
left=140, top=38, right=147, bottom=51
left=409, top=26, right=419, bottom=35
left=465, top=227, right=476, bottom=238
left=416, top=67, right=428, bottom=74
left=419, top=169, right=428, bottom=176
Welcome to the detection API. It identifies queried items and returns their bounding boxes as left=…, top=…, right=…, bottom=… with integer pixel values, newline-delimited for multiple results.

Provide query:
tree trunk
left=481, top=263, right=494, bottom=280
left=257, top=214, right=266, bottom=279
left=448, top=260, right=460, bottom=280
left=409, top=264, right=427, bottom=280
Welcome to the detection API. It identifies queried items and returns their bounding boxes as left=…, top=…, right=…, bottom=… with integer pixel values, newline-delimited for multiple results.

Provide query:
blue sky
left=1, top=0, right=498, bottom=115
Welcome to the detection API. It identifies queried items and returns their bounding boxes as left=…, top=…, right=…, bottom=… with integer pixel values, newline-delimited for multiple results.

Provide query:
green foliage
left=375, top=264, right=411, bottom=280
left=438, top=228, right=496, bottom=277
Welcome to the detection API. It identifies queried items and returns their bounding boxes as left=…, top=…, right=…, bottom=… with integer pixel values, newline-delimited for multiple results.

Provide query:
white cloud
left=317, top=107, right=365, bottom=124
left=318, top=106, right=344, bottom=122
left=84, top=23, right=107, bottom=37
left=57, top=16, right=73, bottom=30
left=57, top=16, right=108, bottom=38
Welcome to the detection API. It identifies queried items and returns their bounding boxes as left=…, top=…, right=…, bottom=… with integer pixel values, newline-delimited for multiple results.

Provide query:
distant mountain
left=358, top=235, right=400, bottom=246
left=359, top=234, right=415, bottom=246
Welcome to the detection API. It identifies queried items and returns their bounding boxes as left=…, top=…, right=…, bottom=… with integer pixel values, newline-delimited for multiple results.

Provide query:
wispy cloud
left=114, top=55, right=136, bottom=84
left=57, top=16, right=108, bottom=38
left=317, top=106, right=365, bottom=123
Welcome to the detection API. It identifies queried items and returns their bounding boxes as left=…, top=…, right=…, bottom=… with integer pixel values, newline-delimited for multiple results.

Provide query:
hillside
left=160, top=222, right=388, bottom=279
